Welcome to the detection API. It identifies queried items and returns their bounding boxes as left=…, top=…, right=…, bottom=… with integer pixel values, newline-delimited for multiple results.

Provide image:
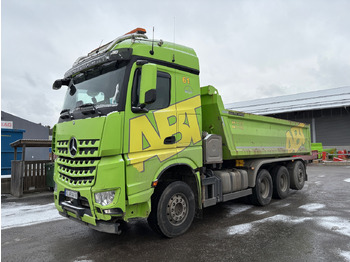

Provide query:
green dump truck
left=52, top=28, right=311, bottom=237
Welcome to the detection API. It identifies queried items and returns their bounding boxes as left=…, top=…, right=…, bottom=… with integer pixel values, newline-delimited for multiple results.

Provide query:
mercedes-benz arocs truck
left=52, top=28, right=311, bottom=237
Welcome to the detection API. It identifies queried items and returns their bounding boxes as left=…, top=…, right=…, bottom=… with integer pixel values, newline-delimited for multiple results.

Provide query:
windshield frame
left=58, top=60, right=130, bottom=122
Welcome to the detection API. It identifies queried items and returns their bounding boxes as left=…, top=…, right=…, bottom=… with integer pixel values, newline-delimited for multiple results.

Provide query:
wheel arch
left=153, top=162, right=202, bottom=211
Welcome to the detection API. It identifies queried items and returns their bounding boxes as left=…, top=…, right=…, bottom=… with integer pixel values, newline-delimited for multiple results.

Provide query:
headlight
left=94, top=191, right=115, bottom=206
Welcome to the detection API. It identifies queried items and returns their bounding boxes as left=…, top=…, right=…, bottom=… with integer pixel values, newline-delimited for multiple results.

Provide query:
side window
left=132, top=69, right=171, bottom=110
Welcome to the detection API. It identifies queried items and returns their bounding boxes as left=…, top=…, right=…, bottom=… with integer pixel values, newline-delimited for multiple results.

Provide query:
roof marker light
left=124, top=28, right=147, bottom=35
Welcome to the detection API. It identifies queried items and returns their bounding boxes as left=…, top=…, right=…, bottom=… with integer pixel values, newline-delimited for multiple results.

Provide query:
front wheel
left=147, top=181, right=195, bottom=238
left=250, top=169, right=273, bottom=206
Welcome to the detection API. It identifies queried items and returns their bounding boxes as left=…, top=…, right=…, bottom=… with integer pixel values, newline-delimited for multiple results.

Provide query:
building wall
left=1, top=111, right=50, bottom=160
left=269, top=107, right=350, bottom=149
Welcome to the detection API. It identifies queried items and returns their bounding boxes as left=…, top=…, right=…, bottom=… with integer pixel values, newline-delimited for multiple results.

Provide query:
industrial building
left=226, top=86, right=350, bottom=150
left=1, top=111, right=50, bottom=176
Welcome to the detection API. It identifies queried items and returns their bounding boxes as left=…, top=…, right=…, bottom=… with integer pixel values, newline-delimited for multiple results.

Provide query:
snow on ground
left=339, top=250, right=350, bottom=262
left=250, top=210, right=269, bottom=215
left=299, top=203, right=326, bottom=212
left=1, top=202, right=65, bottom=230
left=225, top=204, right=252, bottom=216
left=227, top=214, right=312, bottom=235
left=227, top=222, right=253, bottom=235
left=74, top=256, right=94, bottom=262
left=227, top=202, right=350, bottom=239
left=316, top=216, right=350, bottom=238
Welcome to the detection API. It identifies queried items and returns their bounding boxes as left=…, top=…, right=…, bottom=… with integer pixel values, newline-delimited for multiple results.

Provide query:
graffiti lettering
left=128, top=96, right=201, bottom=172
left=286, top=123, right=306, bottom=153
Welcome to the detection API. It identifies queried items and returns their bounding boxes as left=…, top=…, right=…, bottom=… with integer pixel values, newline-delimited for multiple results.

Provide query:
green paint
left=142, top=133, right=150, bottom=150
left=167, top=115, right=177, bottom=126
left=183, top=113, right=189, bottom=127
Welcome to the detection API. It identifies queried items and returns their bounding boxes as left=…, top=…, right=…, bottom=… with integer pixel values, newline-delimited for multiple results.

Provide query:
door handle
left=164, top=136, right=176, bottom=145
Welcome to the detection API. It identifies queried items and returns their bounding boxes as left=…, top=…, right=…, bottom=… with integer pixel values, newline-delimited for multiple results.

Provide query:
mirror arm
left=131, top=104, right=149, bottom=113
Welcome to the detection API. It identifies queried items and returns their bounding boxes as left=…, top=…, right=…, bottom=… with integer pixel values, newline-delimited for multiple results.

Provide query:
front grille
left=57, top=156, right=100, bottom=187
left=55, top=137, right=101, bottom=187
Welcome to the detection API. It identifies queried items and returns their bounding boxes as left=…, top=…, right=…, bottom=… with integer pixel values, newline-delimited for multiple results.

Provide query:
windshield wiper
left=79, top=103, right=102, bottom=116
left=60, top=109, right=73, bottom=119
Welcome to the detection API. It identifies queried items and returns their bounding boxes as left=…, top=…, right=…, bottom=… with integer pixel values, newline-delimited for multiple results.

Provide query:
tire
left=147, top=181, right=195, bottom=238
left=250, top=169, right=273, bottom=206
left=271, top=166, right=290, bottom=199
left=288, top=161, right=306, bottom=190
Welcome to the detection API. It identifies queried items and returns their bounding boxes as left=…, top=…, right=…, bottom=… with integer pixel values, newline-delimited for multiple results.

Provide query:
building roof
left=225, top=86, right=350, bottom=115
left=10, top=139, right=52, bottom=148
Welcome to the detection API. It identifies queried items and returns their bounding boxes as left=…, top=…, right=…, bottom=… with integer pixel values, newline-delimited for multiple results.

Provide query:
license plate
left=65, top=189, right=78, bottom=199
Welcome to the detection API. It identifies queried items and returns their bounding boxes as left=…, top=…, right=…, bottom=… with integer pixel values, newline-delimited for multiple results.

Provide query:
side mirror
left=139, top=63, right=157, bottom=105
left=52, top=78, right=70, bottom=90
left=52, top=80, right=63, bottom=90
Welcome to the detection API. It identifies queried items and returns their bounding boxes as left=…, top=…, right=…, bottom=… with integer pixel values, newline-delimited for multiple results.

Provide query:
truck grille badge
left=69, top=137, right=78, bottom=157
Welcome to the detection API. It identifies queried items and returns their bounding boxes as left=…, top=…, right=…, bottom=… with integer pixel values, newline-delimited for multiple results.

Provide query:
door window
left=132, top=69, right=171, bottom=110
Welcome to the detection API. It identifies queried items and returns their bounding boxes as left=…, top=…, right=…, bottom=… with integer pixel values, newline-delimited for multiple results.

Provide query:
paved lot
left=2, top=165, right=350, bottom=262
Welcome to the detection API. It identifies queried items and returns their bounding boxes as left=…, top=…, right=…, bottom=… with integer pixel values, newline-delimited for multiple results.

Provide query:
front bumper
left=54, top=154, right=126, bottom=228
left=59, top=211, right=122, bottom=234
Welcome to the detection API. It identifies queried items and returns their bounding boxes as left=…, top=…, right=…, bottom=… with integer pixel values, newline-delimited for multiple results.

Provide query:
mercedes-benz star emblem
left=69, top=137, right=78, bottom=157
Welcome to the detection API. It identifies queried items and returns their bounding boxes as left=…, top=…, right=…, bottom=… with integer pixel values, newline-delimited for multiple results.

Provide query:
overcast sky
left=2, top=0, right=350, bottom=127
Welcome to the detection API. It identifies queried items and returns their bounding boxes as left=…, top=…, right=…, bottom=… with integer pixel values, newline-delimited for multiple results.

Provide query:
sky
left=2, top=0, right=350, bottom=127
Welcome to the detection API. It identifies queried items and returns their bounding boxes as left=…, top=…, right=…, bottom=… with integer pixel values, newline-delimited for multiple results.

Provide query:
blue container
left=1, top=128, right=25, bottom=176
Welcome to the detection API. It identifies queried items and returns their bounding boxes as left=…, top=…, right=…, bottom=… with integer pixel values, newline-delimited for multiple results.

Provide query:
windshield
left=62, top=64, right=126, bottom=112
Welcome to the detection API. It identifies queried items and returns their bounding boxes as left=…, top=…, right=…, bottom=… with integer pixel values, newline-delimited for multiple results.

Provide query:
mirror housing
left=139, top=63, right=157, bottom=105
left=52, top=78, right=70, bottom=90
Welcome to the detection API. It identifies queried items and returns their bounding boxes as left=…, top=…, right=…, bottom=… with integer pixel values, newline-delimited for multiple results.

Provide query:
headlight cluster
left=94, top=191, right=115, bottom=206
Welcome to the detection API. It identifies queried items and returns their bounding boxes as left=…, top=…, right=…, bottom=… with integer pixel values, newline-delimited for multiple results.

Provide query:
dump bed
left=201, top=86, right=311, bottom=160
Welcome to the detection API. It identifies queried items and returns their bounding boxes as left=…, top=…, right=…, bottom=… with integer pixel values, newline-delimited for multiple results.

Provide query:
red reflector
left=124, top=28, right=146, bottom=35
left=151, top=180, right=158, bottom=187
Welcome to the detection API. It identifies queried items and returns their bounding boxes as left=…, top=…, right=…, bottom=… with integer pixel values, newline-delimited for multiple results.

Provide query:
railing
left=23, top=160, right=52, bottom=192
left=11, top=160, right=53, bottom=197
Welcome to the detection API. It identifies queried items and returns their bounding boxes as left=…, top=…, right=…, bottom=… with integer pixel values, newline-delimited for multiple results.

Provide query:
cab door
left=125, top=64, right=177, bottom=198
left=175, top=70, right=202, bottom=165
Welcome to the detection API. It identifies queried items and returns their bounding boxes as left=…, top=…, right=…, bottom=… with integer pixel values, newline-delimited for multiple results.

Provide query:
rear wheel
left=288, top=161, right=306, bottom=190
left=271, top=166, right=290, bottom=199
left=147, top=181, right=195, bottom=238
left=250, top=169, right=273, bottom=206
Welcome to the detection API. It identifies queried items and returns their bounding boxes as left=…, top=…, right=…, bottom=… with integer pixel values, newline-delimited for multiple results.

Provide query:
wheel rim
left=280, top=174, right=288, bottom=192
left=260, top=177, right=270, bottom=198
left=297, top=167, right=304, bottom=183
left=166, top=193, right=188, bottom=226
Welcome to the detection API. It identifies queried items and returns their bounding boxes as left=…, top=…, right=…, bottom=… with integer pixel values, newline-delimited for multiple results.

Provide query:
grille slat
left=55, top=138, right=100, bottom=157
left=57, top=156, right=100, bottom=187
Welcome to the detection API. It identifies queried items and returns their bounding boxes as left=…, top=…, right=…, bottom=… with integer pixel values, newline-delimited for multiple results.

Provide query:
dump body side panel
left=201, top=86, right=311, bottom=159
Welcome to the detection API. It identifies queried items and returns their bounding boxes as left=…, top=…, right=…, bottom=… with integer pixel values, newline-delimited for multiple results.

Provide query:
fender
left=153, top=158, right=202, bottom=208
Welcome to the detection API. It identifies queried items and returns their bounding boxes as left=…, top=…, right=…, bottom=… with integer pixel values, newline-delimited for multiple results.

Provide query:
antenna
left=172, top=17, right=176, bottom=62
left=150, top=27, right=155, bottom=55
left=96, top=39, right=103, bottom=54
